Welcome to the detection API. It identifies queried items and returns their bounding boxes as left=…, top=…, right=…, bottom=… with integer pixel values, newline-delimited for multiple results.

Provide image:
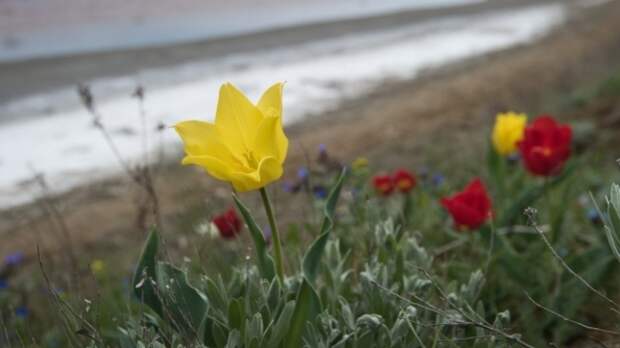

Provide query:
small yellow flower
left=90, top=259, right=105, bottom=274
left=352, top=157, right=369, bottom=170
left=492, top=112, right=527, bottom=156
left=175, top=83, right=288, bottom=192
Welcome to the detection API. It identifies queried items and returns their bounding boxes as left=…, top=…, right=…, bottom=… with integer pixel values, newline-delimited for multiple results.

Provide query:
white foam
left=0, top=4, right=566, bottom=208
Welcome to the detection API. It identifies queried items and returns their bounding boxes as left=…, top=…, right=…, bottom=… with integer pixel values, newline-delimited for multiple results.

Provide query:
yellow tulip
left=175, top=83, right=288, bottom=192
left=492, top=112, right=527, bottom=156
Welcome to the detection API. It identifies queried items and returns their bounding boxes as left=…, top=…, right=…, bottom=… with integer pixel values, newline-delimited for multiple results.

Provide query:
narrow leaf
left=285, top=278, right=322, bottom=348
left=132, top=228, right=162, bottom=316
left=266, top=301, right=295, bottom=347
left=499, top=161, right=575, bottom=227
left=303, top=169, right=347, bottom=284
left=233, top=194, right=276, bottom=281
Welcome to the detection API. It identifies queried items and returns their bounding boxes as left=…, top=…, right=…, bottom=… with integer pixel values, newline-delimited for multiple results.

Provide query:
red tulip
left=212, top=208, right=243, bottom=239
left=518, top=115, right=572, bottom=177
left=373, top=174, right=394, bottom=196
left=440, top=178, right=492, bottom=230
left=392, top=169, right=417, bottom=193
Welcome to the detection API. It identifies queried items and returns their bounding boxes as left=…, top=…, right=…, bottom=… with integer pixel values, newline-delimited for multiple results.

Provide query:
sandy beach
left=0, top=0, right=619, bottom=259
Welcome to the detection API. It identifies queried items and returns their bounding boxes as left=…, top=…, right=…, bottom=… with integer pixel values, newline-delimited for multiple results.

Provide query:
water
left=0, top=3, right=568, bottom=208
left=0, top=0, right=484, bottom=63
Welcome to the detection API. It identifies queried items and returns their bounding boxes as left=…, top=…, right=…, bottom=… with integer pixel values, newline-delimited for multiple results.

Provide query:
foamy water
left=0, top=4, right=567, bottom=208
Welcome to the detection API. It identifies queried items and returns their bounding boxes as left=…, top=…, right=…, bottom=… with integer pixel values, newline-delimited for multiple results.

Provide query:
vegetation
left=2, top=69, right=620, bottom=348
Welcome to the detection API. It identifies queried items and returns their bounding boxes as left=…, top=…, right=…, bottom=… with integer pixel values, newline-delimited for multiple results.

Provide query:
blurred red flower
left=518, top=115, right=572, bottom=177
left=440, top=178, right=492, bottom=230
left=373, top=174, right=394, bottom=196
left=212, top=208, right=243, bottom=239
left=392, top=169, right=417, bottom=193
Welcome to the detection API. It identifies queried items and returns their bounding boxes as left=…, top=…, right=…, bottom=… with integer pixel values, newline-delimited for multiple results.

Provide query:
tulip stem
left=259, top=187, right=285, bottom=285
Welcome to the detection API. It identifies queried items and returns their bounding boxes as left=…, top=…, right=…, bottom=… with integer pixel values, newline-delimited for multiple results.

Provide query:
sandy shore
left=1, top=0, right=620, bottom=259
left=0, top=0, right=560, bottom=104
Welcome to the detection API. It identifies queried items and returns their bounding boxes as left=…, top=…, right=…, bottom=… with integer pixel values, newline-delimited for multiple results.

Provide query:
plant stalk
left=259, top=187, right=285, bottom=284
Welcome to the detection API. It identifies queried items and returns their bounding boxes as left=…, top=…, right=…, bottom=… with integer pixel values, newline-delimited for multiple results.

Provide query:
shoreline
left=0, top=1, right=570, bottom=208
left=0, top=0, right=558, bottom=104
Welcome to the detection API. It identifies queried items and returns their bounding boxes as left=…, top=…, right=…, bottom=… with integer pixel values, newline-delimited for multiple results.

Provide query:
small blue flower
left=297, top=167, right=309, bottom=180
left=282, top=181, right=294, bottom=193
left=0, top=279, right=7, bottom=290
left=432, top=173, right=445, bottom=187
left=587, top=208, right=601, bottom=224
left=319, top=144, right=327, bottom=154
left=15, top=306, right=29, bottom=319
left=5, top=252, right=24, bottom=267
left=313, top=186, right=328, bottom=200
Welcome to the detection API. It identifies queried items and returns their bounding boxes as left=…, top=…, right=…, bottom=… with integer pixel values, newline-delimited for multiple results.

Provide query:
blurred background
left=0, top=0, right=589, bottom=207
left=2, top=0, right=620, bottom=345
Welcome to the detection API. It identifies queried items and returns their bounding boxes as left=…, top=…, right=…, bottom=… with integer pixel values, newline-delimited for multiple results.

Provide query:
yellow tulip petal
left=230, top=156, right=282, bottom=192
left=492, top=112, right=527, bottom=156
left=182, top=155, right=233, bottom=182
left=174, top=120, right=236, bottom=163
left=215, top=83, right=264, bottom=151
left=252, top=116, right=288, bottom=164
left=257, top=82, right=284, bottom=118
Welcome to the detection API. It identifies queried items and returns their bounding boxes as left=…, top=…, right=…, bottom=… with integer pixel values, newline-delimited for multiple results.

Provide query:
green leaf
left=487, top=141, right=506, bottom=199
left=610, top=183, right=620, bottom=218
left=228, top=298, right=245, bottom=332
left=266, top=278, right=281, bottom=312
left=549, top=246, right=614, bottom=340
left=245, top=313, right=264, bottom=346
left=132, top=228, right=162, bottom=316
left=285, top=278, right=322, bottom=348
left=225, top=329, right=241, bottom=348
left=155, top=262, right=209, bottom=336
left=266, top=301, right=295, bottom=347
left=302, top=169, right=347, bottom=284
left=233, top=194, right=276, bottom=281
left=498, top=161, right=576, bottom=227
left=212, top=321, right=229, bottom=348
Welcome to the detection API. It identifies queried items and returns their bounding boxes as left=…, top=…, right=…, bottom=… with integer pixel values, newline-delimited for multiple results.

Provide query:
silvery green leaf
left=403, top=306, right=417, bottom=320
left=340, top=298, right=355, bottom=330
left=493, top=310, right=511, bottom=330
left=247, top=313, right=263, bottom=343
left=390, top=318, right=409, bottom=343
left=461, top=269, right=485, bottom=303
left=610, top=183, right=620, bottom=218
left=266, top=301, right=295, bottom=347
left=441, top=310, right=464, bottom=326
left=225, top=329, right=240, bottom=348
left=266, top=278, right=280, bottom=314
left=356, top=314, right=384, bottom=330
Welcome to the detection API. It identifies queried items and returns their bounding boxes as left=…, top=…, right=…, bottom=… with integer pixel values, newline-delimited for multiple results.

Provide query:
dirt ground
left=1, top=0, right=620, bottom=264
